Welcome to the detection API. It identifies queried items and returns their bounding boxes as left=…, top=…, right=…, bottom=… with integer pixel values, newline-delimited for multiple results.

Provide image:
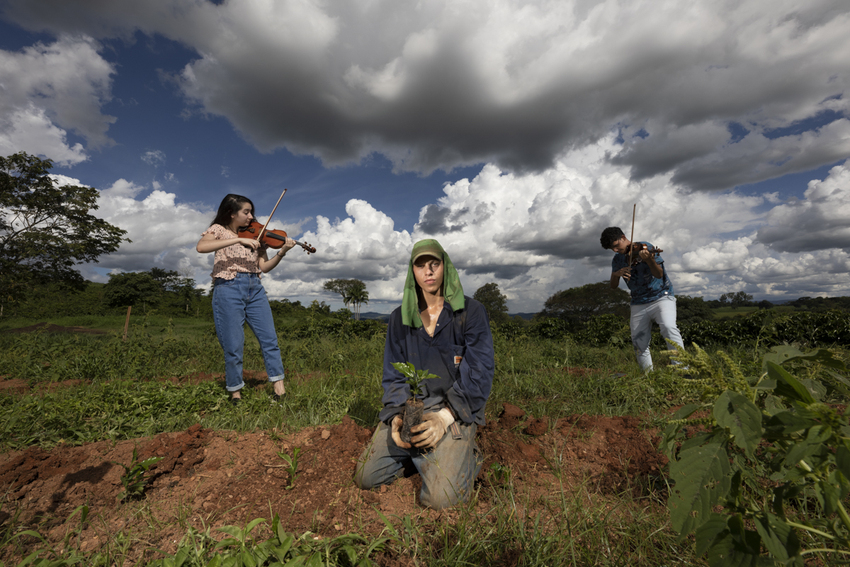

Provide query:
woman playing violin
left=196, top=193, right=295, bottom=404
left=600, top=226, right=684, bottom=372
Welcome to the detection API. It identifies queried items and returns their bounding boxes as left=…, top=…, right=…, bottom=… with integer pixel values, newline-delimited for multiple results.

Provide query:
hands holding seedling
left=391, top=408, right=454, bottom=450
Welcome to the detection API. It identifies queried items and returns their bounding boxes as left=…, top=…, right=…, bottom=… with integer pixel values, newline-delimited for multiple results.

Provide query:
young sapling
left=391, top=362, right=438, bottom=444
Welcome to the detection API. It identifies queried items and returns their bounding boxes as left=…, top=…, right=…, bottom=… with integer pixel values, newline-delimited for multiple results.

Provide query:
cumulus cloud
left=757, top=161, right=850, bottom=252
left=4, top=0, right=849, bottom=186
left=0, top=35, right=115, bottom=162
left=75, top=137, right=849, bottom=312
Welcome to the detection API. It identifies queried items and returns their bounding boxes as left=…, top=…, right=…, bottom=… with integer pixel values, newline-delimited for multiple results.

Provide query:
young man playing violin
left=600, top=227, right=684, bottom=371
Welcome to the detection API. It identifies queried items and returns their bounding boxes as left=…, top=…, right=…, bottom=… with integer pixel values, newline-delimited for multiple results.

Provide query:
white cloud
left=757, top=161, right=850, bottom=252
left=141, top=150, right=166, bottom=166
left=78, top=138, right=850, bottom=312
left=4, top=0, right=848, bottom=186
left=0, top=35, right=115, bottom=162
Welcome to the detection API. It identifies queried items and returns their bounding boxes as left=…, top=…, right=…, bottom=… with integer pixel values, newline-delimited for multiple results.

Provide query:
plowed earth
left=0, top=327, right=668, bottom=565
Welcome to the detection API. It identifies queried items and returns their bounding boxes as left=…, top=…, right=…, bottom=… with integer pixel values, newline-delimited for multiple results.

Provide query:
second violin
left=238, top=221, right=316, bottom=255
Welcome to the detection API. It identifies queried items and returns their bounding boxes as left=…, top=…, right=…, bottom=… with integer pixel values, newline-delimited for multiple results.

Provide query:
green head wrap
left=401, top=239, right=465, bottom=328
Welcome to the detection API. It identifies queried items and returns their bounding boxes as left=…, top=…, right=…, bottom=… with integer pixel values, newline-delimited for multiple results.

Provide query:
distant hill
left=358, top=312, right=391, bottom=322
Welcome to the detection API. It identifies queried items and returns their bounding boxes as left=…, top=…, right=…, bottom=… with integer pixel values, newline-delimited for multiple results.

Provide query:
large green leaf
left=669, top=441, right=732, bottom=536
left=764, top=410, right=817, bottom=438
left=763, top=345, right=848, bottom=372
left=767, top=362, right=815, bottom=404
left=783, top=425, right=832, bottom=469
left=753, top=512, right=800, bottom=563
left=695, top=514, right=729, bottom=556
left=706, top=527, right=763, bottom=567
left=714, top=391, right=762, bottom=458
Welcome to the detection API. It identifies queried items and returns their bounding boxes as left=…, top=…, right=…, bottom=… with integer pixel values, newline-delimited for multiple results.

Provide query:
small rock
left=321, top=430, right=331, bottom=440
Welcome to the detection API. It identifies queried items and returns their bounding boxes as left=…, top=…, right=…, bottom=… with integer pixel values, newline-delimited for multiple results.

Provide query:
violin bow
left=257, top=188, right=287, bottom=243
left=628, top=203, right=636, bottom=262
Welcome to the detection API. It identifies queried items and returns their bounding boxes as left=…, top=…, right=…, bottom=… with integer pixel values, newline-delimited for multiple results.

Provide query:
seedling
left=276, top=447, right=301, bottom=490
left=391, top=362, right=438, bottom=444
left=114, top=447, right=163, bottom=502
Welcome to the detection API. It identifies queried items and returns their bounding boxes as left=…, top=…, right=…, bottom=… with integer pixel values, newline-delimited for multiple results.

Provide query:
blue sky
left=1, top=0, right=849, bottom=313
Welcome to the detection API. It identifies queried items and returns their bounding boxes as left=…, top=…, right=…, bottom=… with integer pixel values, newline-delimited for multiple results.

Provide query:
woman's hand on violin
left=238, top=238, right=261, bottom=250
left=282, top=237, right=296, bottom=253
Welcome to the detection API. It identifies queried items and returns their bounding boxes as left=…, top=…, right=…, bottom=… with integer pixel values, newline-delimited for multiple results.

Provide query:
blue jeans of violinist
left=612, top=241, right=684, bottom=370
left=212, top=273, right=285, bottom=392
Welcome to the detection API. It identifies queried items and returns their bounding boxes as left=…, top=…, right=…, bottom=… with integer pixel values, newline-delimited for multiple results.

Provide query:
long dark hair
left=210, top=194, right=254, bottom=228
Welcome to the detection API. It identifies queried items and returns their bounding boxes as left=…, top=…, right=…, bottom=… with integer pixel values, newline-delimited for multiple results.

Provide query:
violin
left=238, top=221, right=316, bottom=254
left=627, top=242, right=662, bottom=266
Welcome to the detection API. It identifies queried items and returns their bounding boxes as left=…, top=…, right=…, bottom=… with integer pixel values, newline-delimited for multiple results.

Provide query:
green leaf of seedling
left=245, top=518, right=267, bottom=537
left=713, top=391, right=762, bottom=459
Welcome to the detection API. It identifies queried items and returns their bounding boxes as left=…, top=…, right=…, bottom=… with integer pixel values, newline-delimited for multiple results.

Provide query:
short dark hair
left=600, top=227, right=625, bottom=249
left=211, top=194, right=255, bottom=228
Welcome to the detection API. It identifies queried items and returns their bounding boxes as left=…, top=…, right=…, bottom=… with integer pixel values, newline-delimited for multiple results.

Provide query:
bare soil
left=0, top=326, right=668, bottom=565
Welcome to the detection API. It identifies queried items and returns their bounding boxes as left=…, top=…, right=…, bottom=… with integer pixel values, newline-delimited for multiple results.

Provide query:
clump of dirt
left=0, top=402, right=667, bottom=565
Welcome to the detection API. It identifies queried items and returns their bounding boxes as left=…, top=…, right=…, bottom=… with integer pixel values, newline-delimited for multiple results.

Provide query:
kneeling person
left=354, top=239, right=495, bottom=509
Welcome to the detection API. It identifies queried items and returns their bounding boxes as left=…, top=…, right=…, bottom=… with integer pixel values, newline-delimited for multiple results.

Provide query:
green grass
left=3, top=318, right=845, bottom=566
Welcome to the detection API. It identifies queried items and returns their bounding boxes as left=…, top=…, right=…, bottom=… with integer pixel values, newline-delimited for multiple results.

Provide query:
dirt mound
left=0, top=405, right=666, bottom=564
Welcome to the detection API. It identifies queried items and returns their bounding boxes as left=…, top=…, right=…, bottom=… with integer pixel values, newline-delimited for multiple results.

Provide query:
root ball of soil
left=400, top=398, right=424, bottom=444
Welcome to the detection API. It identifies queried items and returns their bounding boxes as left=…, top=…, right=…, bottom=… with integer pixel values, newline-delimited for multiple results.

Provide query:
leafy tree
left=473, top=282, right=509, bottom=324
left=103, top=272, right=162, bottom=309
left=676, top=295, right=714, bottom=325
left=346, top=282, right=369, bottom=320
left=538, top=282, right=630, bottom=329
left=719, top=290, right=754, bottom=308
left=0, top=152, right=128, bottom=308
left=323, top=278, right=369, bottom=319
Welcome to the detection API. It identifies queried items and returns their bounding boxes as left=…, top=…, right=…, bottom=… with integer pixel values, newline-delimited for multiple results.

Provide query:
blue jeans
left=354, top=420, right=482, bottom=509
left=212, top=273, right=284, bottom=392
left=630, top=295, right=684, bottom=371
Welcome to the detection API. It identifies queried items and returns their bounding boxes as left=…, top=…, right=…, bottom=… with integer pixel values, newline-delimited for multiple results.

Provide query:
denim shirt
left=379, top=296, right=494, bottom=425
left=612, top=241, right=674, bottom=305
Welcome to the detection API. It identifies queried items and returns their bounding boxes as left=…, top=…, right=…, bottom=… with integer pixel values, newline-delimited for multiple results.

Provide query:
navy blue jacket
left=379, top=296, right=494, bottom=425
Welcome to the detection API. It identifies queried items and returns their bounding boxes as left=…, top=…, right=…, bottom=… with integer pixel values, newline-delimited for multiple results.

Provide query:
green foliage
left=323, top=278, right=369, bottom=320
left=676, top=295, right=714, bottom=325
left=277, top=447, right=301, bottom=490
left=718, top=290, right=754, bottom=308
left=144, top=514, right=389, bottom=567
left=391, top=361, right=438, bottom=398
left=682, top=309, right=850, bottom=347
left=103, top=271, right=162, bottom=308
left=538, top=282, right=629, bottom=329
left=0, top=152, right=128, bottom=306
left=473, top=282, right=509, bottom=324
left=662, top=344, right=850, bottom=566
left=114, top=446, right=163, bottom=502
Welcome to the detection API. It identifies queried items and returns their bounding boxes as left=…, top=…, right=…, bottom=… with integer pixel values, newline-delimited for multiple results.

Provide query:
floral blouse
left=201, top=224, right=263, bottom=280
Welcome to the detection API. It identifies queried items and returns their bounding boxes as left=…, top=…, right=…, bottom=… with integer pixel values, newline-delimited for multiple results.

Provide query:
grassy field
left=0, top=314, right=847, bottom=566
